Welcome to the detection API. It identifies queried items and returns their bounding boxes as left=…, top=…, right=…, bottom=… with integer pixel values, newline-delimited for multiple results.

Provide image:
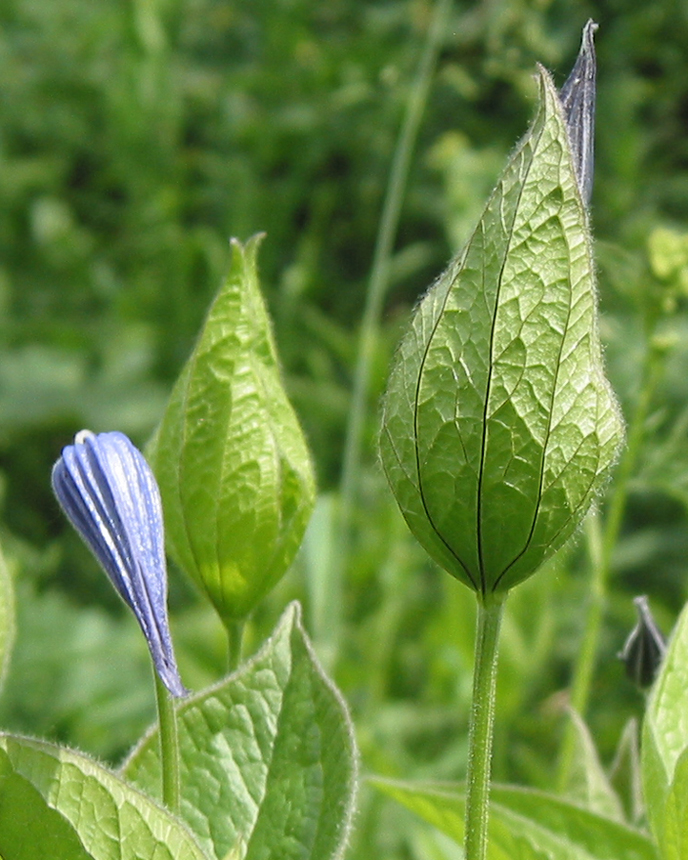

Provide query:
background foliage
left=1, top=0, right=688, bottom=856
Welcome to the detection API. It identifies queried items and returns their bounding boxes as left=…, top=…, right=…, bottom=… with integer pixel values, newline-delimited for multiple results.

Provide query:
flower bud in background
left=620, top=595, right=666, bottom=689
left=52, top=430, right=187, bottom=698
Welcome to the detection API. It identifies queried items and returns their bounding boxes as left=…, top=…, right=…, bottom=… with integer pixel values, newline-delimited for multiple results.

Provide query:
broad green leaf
left=0, top=539, right=15, bottom=695
left=0, top=734, right=206, bottom=860
left=379, top=68, right=623, bottom=596
left=642, top=600, right=688, bottom=853
left=370, top=778, right=658, bottom=860
left=0, top=747, right=92, bottom=860
left=148, top=234, right=316, bottom=623
left=122, top=602, right=358, bottom=860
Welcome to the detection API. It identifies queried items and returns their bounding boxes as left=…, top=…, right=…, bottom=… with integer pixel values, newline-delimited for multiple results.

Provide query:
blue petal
left=52, top=430, right=187, bottom=697
left=559, top=20, right=597, bottom=205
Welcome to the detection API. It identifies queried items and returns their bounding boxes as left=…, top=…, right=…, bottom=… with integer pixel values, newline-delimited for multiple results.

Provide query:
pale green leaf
left=658, top=748, right=688, bottom=860
left=379, top=68, right=623, bottom=595
left=370, top=778, right=657, bottom=860
left=0, top=734, right=207, bottom=860
left=642, top=600, right=688, bottom=852
left=148, top=234, right=316, bottom=623
left=122, top=602, right=358, bottom=860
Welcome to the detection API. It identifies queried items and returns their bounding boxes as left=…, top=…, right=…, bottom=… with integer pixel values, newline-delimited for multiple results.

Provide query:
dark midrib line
left=475, top=145, right=535, bottom=595
left=412, top=257, right=478, bottom=591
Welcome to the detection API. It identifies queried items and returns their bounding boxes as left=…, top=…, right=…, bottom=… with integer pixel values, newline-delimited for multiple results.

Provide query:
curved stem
left=154, top=670, right=181, bottom=814
left=464, top=594, right=506, bottom=860
left=557, top=341, right=662, bottom=789
left=337, top=0, right=453, bottom=577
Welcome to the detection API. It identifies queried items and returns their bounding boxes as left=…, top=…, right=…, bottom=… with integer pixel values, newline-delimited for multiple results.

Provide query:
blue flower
left=52, top=430, right=187, bottom=697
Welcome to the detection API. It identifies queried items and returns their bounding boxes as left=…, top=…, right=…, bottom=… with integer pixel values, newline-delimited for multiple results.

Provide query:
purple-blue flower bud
left=52, top=430, right=187, bottom=698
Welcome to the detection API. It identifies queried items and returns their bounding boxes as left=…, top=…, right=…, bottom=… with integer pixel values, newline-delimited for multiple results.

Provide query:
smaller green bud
left=148, top=235, right=315, bottom=624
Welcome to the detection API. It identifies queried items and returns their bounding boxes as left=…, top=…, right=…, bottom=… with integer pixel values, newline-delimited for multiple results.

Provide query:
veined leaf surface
left=380, top=68, right=623, bottom=595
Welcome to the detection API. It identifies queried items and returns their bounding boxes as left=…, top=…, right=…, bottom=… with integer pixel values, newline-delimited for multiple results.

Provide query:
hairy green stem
left=464, top=594, right=506, bottom=860
left=154, top=670, right=181, bottom=814
left=557, top=341, right=662, bottom=789
left=337, top=0, right=453, bottom=570
left=225, top=617, right=245, bottom=674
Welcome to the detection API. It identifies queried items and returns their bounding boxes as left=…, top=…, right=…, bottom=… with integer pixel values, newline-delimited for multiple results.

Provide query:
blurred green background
left=2, top=0, right=688, bottom=856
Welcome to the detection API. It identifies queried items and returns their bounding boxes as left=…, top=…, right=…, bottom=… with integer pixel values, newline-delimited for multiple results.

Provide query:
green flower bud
left=148, top=235, right=315, bottom=624
left=379, top=66, right=623, bottom=597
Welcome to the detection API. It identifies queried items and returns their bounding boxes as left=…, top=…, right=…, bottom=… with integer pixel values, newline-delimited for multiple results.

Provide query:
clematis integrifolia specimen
left=52, top=430, right=187, bottom=697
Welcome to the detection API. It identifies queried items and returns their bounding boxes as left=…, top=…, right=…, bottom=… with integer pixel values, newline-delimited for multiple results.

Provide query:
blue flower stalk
left=51, top=430, right=187, bottom=698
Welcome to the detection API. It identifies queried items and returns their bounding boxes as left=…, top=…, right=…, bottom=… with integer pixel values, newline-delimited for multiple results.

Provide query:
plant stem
left=154, top=670, right=181, bottom=814
left=336, top=0, right=453, bottom=585
left=226, top=617, right=245, bottom=673
left=557, top=340, right=663, bottom=790
left=464, top=593, right=506, bottom=860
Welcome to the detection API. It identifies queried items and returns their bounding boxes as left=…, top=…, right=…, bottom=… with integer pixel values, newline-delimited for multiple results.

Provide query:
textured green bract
left=0, top=736, right=206, bottom=860
left=380, top=68, right=623, bottom=595
left=370, top=778, right=657, bottom=860
left=148, top=234, right=315, bottom=622
left=642, top=600, right=688, bottom=857
left=122, top=602, right=358, bottom=860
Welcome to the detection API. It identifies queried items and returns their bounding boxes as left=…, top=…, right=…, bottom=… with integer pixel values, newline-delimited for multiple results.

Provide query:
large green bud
left=380, top=61, right=623, bottom=598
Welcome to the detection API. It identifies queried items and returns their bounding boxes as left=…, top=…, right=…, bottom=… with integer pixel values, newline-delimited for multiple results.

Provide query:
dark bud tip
left=619, top=595, right=666, bottom=689
left=558, top=19, right=598, bottom=205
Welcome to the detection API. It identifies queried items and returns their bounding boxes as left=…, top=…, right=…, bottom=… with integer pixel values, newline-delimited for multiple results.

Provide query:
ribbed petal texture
left=52, top=430, right=187, bottom=697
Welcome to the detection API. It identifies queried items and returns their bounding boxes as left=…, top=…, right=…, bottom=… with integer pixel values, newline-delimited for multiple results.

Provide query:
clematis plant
left=379, top=19, right=624, bottom=860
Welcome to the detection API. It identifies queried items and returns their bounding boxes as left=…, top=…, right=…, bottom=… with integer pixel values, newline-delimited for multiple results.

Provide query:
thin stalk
left=557, top=342, right=663, bottom=790
left=337, top=0, right=453, bottom=562
left=154, top=671, right=181, bottom=814
left=464, top=594, right=506, bottom=860
left=225, top=617, right=245, bottom=674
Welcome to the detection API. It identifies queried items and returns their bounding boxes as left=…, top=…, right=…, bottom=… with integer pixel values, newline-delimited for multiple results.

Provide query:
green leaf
left=148, top=234, right=316, bottom=623
left=0, top=734, right=207, bottom=860
left=0, top=747, right=92, bottom=860
left=370, top=778, right=658, bottom=860
left=642, top=600, right=688, bottom=854
left=379, top=67, right=623, bottom=596
left=122, top=602, right=358, bottom=860
left=0, top=539, right=15, bottom=696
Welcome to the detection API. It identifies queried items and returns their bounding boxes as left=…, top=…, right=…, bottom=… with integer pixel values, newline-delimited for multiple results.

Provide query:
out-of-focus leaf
left=370, top=778, right=657, bottom=860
